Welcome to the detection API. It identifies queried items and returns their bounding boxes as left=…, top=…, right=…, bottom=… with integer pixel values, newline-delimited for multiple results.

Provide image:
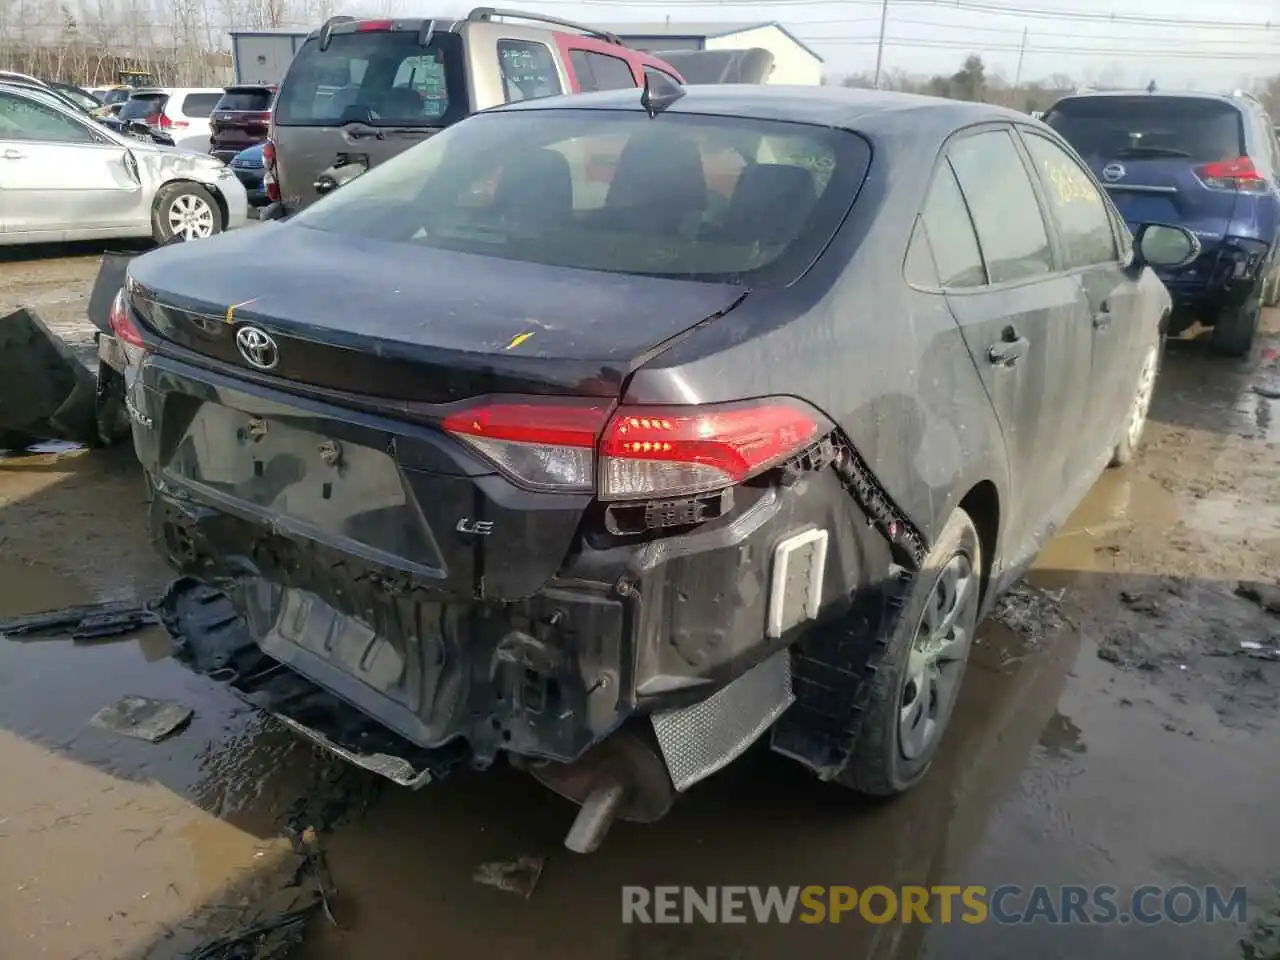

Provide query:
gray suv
left=261, top=8, right=686, bottom=218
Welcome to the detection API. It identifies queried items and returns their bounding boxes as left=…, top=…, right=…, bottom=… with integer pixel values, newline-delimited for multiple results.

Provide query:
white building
left=604, top=21, right=824, bottom=85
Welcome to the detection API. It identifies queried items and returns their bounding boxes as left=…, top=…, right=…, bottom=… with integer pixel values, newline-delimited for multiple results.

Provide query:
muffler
left=523, top=725, right=676, bottom=854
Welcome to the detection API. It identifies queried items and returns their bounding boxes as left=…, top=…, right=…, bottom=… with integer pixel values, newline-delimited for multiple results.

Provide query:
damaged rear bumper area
left=132, top=353, right=902, bottom=849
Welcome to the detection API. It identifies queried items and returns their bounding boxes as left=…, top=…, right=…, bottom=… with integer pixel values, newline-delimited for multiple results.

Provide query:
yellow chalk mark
left=505, top=331, right=535, bottom=350
left=224, top=298, right=259, bottom=325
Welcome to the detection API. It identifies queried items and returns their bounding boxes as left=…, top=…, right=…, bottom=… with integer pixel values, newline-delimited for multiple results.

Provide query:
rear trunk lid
left=271, top=25, right=469, bottom=212
left=126, top=223, right=748, bottom=402
left=1045, top=94, right=1246, bottom=256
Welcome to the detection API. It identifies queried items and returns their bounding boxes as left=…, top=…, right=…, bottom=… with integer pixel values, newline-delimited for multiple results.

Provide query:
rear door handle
left=0, top=148, right=25, bottom=160
left=988, top=336, right=1030, bottom=367
left=1093, top=304, right=1113, bottom=329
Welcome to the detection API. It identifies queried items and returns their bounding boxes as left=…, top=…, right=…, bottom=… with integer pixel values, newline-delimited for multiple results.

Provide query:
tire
left=836, top=507, right=983, bottom=796
left=1109, top=335, right=1162, bottom=467
left=1211, top=301, right=1260, bottom=358
left=151, top=182, right=222, bottom=244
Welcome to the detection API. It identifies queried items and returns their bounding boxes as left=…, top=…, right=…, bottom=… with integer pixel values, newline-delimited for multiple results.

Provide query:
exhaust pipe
left=524, top=725, right=676, bottom=854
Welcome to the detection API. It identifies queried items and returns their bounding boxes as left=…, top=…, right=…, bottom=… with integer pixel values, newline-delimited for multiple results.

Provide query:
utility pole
left=1013, top=26, right=1028, bottom=89
left=873, top=0, right=889, bottom=88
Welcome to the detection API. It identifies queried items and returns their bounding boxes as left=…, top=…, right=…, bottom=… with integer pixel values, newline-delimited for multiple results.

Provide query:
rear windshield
left=102, top=88, right=131, bottom=105
left=216, top=88, right=274, bottom=111
left=289, top=110, right=869, bottom=285
left=1045, top=96, right=1244, bottom=163
left=275, top=30, right=467, bottom=127
left=119, top=93, right=166, bottom=121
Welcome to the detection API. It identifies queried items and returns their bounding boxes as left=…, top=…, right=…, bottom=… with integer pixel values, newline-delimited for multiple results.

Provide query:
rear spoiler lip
left=317, top=15, right=437, bottom=50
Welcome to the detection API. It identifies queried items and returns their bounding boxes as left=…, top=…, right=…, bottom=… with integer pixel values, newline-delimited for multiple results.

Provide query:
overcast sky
left=454, top=0, right=1280, bottom=87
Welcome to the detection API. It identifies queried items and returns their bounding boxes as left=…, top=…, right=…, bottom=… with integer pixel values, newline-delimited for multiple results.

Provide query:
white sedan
left=0, top=84, right=247, bottom=245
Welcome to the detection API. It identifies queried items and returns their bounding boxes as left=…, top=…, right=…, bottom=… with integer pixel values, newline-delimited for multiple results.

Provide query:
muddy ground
left=2, top=246, right=1279, bottom=960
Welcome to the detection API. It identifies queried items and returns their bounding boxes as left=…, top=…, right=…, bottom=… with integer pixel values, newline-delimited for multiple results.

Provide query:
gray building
left=230, top=30, right=309, bottom=86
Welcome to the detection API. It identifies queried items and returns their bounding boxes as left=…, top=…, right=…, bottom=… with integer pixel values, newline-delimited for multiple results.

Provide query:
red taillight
left=442, top=398, right=612, bottom=492
left=599, top=401, right=826, bottom=500
left=441, top=396, right=828, bottom=499
left=355, top=18, right=394, bottom=31
left=262, top=139, right=280, bottom=202
left=108, top=288, right=146, bottom=349
left=149, top=112, right=169, bottom=128
left=1195, top=155, right=1267, bottom=192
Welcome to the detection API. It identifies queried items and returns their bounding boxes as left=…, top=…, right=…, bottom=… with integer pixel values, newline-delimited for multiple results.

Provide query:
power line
left=796, top=36, right=1280, bottom=61
left=573, top=0, right=1280, bottom=32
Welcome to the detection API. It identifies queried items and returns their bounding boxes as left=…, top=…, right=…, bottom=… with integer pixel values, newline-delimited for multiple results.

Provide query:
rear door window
left=276, top=31, right=468, bottom=127
left=1044, top=96, right=1245, bottom=163
left=498, top=40, right=562, bottom=103
left=216, top=88, right=275, bottom=111
left=180, top=92, right=221, bottom=118
left=948, top=128, right=1055, bottom=284
left=1020, top=131, right=1118, bottom=270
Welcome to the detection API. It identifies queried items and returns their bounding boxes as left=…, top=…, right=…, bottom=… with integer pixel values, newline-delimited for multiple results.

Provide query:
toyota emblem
left=1101, top=163, right=1126, bottom=183
left=235, top=325, right=279, bottom=371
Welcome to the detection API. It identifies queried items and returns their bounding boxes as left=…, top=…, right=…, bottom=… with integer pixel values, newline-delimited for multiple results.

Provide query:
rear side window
left=644, top=67, right=680, bottom=86
left=498, top=40, right=562, bottom=103
left=1021, top=131, right=1117, bottom=270
left=570, top=50, right=636, bottom=92
left=216, top=88, right=274, bottom=112
left=276, top=31, right=468, bottom=127
left=118, top=93, right=167, bottom=122
left=916, top=161, right=986, bottom=288
left=1044, top=96, right=1244, bottom=163
left=290, top=110, right=870, bottom=286
left=948, top=129, right=1054, bottom=284
left=180, top=92, right=221, bottom=118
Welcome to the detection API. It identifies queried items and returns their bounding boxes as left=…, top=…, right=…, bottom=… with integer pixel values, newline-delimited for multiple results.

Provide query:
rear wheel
left=151, top=182, right=221, bottom=244
left=836, top=507, right=982, bottom=796
left=1211, top=301, right=1260, bottom=358
left=1109, top=336, right=1161, bottom=467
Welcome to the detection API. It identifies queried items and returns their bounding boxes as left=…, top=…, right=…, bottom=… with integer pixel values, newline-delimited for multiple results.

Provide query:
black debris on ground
left=0, top=306, right=102, bottom=447
left=0, top=600, right=157, bottom=642
left=473, top=855, right=547, bottom=899
left=991, top=581, right=1067, bottom=644
left=1236, top=581, right=1280, bottom=616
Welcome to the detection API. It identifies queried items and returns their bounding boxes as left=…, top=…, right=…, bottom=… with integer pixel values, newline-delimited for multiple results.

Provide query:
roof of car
left=1051, top=89, right=1247, bottom=106
left=492, top=84, right=1023, bottom=134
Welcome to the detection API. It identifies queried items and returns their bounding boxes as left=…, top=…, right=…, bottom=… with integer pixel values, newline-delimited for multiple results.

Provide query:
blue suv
left=1044, top=89, right=1279, bottom=356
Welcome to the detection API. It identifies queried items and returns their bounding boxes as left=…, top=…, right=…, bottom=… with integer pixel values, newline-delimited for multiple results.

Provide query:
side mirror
left=1132, top=222, right=1201, bottom=270
left=126, top=119, right=150, bottom=137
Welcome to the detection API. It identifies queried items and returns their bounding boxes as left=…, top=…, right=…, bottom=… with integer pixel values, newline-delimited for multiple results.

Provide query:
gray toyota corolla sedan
left=107, top=82, right=1198, bottom=852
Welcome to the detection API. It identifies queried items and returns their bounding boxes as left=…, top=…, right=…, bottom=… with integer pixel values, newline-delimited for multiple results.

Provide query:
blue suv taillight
left=1194, top=155, right=1269, bottom=193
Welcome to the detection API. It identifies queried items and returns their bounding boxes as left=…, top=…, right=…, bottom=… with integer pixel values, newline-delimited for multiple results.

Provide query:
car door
left=1018, top=127, right=1145, bottom=469
left=0, top=90, right=142, bottom=238
left=936, top=126, right=1094, bottom=561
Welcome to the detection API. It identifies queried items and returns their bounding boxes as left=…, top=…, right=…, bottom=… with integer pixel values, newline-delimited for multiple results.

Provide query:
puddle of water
left=0, top=439, right=86, bottom=457
left=1029, top=471, right=1180, bottom=586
